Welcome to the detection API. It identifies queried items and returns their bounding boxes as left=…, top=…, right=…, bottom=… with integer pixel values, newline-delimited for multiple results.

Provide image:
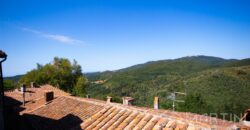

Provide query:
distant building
left=91, top=80, right=106, bottom=84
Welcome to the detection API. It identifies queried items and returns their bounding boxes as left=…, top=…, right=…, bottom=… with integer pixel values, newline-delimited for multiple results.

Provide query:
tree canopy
left=19, top=57, right=87, bottom=95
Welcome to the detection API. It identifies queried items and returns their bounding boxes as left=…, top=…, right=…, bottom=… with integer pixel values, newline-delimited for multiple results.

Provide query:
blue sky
left=1, top=0, right=250, bottom=76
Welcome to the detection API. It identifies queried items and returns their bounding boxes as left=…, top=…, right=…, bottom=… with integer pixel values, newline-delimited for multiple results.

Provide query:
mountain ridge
left=4, top=55, right=250, bottom=120
left=85, top=55, right=250, bottom=120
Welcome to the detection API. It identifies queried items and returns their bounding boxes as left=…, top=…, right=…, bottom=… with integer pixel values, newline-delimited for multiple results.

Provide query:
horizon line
left=3, top=55, right=249, bottom=77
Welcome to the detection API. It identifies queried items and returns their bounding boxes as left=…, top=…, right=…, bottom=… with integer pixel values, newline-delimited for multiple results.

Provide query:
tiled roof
left=23, top=96, right=104, bottom=130
left=5, top=84, right=69, bottom=102
left=77, top=104, right=245, bottom=130
left=4, top=85, right=250, bottom=130
left=4, top=84, right=70, bottom=114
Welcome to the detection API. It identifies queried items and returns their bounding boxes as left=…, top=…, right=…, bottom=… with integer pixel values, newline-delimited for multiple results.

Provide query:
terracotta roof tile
left=80, top=106, right=112, bottom=129
left=108, top=110, right=132, bottom=130
left=175, top=123, right=188, bottom=130
left=99, top=109, right=122, bottom=130
left=116, top=111, right=139, bottom=129
left=133, top=114, right=153, bottom=130
left=142, top=117, right=160, bottom=130
left=5, top=84, right=250, bottom=130
left=186, top=126, right=200, bottom=130
left=164, top=120, right=177, bottom=128
left=85, top=107, right=117, bottom=130
left=23, top=96, right=104, bottom=129
left=4, top=84, right=69, bottom=112
left=152, top=118, right=169, bottom=130
left=78, top=104, right=212, bottom=130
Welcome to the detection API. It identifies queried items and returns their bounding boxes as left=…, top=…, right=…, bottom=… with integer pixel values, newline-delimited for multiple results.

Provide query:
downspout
left=0, top=50, right=7, bottom=130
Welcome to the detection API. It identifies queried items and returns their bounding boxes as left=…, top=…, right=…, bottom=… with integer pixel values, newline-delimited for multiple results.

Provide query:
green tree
left=180, top=93, right=209, bottom=114
left=4, top=79, right=16, bottom=91
left=73, top=76, right=88, bottom=97
left=19, top=57, right=85, bottom=93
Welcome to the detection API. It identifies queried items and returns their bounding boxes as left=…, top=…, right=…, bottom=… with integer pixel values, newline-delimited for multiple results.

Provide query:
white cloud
left=21, top=27, right=83, bottom=45
left=46, top=34, right=82, bottom=44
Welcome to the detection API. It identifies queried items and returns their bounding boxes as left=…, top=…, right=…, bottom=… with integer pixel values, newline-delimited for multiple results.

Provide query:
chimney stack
left=21, top=84, right=26, bottom=106
left=107, top=96, right=112, bottom=103
left=21, top=84, right=26, bottom=93
left=154, top=97, right=159, bottom=110
left=44, top=91, right=54, bottom=104
left=122, top=97, right=134, bottom=105
left=30, top=82, right=34, bottom=88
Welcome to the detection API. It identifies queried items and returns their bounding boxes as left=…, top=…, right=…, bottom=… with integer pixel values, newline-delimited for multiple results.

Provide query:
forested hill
left=86, top=56, right=249, bottom=84
left=4, top=56, right=250, bottom=120
left=4, top=75, right=23, bottom=82
left=86, top=56, right=250, bottom=120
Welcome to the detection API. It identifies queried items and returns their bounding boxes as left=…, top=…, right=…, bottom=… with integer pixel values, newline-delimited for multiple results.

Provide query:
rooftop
left=4, top=85, right=250, bottom=130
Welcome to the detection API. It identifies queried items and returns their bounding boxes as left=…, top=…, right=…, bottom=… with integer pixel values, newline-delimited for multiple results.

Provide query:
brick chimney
left=122, top=97, right=134, bottom=105
left=20, top=84, right=26, bottom=93
left=21, top=84, right=26, bottom=106
left=107, top=96, right=112, bottom=103
left=44, top=91, right=54, bottom=104
left=30, top=82, right=34, bottom=88
left=154, top=97, right=159, bottom=110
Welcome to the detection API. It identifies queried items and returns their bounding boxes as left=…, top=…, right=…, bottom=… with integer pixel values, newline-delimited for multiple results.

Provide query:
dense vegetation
left=4, top=75, right=23, bottom=82
left=3, top=79, right=17, bottom=91
left=5, top=55, right=250, bottom=121
left=85, top=56, right=250, bottom=120
left=3, top=75, right=23, bottom=90
left=17, top=57, right=88, bottom=96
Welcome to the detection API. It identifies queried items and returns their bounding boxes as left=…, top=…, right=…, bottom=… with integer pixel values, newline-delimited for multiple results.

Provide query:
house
left=4, top=85, right=250, bottom=130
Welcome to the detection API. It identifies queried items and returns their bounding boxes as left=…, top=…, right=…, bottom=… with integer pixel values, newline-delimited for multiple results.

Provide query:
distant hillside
left=4, top=74, right=23, bottom=83
left=3, top=75, right=23, bottom=90
left=223, top=58, right=250, bottom=67
left=86, top=56, right=250, bottom=120
left=85, top=71, right=113, bottom=81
